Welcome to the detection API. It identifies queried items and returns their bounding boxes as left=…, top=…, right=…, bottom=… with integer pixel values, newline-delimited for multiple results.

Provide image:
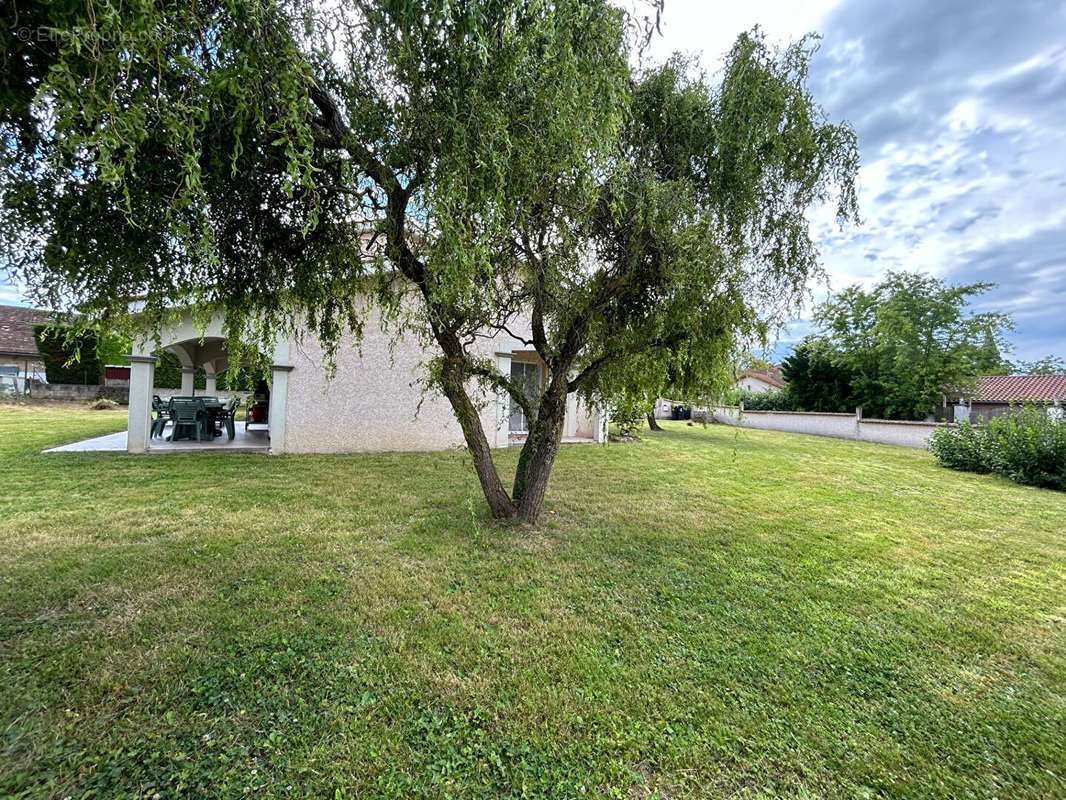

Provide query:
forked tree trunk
left=646, top=413, right=662, bottom=431
left=438, top=359, right=517, bottom=520
left=512, top=381, right=569, bottom=525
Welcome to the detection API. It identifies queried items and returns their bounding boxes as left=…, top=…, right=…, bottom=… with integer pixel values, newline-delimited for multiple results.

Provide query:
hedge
left=929, top=407, right=1065, bottom=491
left=33, top=325, right=102, bottom=385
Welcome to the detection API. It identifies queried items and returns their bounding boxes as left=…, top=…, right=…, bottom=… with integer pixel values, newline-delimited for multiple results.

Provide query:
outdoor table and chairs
left=152, top=396, right=241, bottom=442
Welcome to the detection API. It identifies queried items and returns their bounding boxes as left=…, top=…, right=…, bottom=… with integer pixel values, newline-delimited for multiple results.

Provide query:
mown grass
left=0, top=403, right=1064, bottom=799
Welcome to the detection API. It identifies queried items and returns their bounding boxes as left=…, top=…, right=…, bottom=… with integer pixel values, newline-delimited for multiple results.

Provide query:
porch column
left=204, top=369, right=217, bottom=395
left=268, top=364, right=293, bottom=454
left=180, top=367, right=195, bottom=396
left=126, top=355, right=156, bottom=453
left=494, top=351, right=513, bottom=448
left=565, top=390, right=578, bottom=438
left=594, top=404, right=608, bottom=444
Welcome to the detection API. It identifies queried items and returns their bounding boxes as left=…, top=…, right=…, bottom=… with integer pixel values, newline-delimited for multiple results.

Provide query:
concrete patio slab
left=45, top=422, right=270, bottom=453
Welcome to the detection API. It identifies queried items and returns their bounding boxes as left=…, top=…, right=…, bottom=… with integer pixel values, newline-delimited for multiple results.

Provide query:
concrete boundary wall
left=710, top=406, right=949, bottom=449
left=28, top=384, right=250, bottom=404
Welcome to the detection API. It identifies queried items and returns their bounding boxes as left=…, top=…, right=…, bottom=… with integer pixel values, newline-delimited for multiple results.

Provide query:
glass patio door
left=508, top=361, right=541, bottom=432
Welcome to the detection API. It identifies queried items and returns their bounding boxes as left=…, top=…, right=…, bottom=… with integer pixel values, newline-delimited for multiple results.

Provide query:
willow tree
left=1, top=0, right=857, bottom=523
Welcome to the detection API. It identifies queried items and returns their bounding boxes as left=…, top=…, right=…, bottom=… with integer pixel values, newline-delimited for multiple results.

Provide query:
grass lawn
left=1, top=403, right=1064, bottom=799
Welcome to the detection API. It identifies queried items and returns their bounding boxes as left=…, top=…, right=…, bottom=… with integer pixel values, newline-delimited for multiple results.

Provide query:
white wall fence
left=11, top=382, right=251, bottom=404
left=709, top=406, right=949, bottom=449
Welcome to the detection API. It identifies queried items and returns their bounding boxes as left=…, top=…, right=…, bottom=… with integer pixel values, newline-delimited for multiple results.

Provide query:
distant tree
left=152, top=352, right=205, bottom=391
left=814, top=272, right=1013, bottom=419
left=969, top=327, right=1012, bottom=375
left=780, top=339, right=855, bottom=412
left=1013, top=355, right=1066, bottom=375
left=739, top=352, right=774, bottom=373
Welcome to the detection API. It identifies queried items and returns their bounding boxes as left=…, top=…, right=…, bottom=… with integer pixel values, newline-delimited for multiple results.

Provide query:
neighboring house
left=945, top=374, right=1066, bottom=422
left=651, top=366, right=788, bottom=419
left=123, top=306, right=605, bottom=454
left=0, top=304, right=51, bottom=391
left=735, top=366, right=786, bottom=394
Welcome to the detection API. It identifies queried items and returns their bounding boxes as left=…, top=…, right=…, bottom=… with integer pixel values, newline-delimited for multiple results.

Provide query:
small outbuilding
left=946, top=374, right=1066, bottom=422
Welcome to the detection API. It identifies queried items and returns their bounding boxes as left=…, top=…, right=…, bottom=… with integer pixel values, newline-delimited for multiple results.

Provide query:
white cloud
left=636, top=0, right=1066, bottom=362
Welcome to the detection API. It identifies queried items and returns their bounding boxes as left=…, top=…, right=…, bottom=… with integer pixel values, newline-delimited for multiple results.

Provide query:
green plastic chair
left=168, top=399, right=205, bottom=442
left=220, top=397, right=240, bottom=440
left=150, top=396, right=169, bottom=438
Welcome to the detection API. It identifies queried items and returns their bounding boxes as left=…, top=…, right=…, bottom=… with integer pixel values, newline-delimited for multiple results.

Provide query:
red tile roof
left=736, top=367, right=787, bottom=389
left=974, top=374, right=1066, bottom=403
left=0, top=304, right=53, bottom=358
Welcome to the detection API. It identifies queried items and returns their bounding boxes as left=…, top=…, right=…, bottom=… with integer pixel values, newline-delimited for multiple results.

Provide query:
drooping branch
left=467, top=359, right=537, bottom=423
left=568, top=333, right=688, bottom=392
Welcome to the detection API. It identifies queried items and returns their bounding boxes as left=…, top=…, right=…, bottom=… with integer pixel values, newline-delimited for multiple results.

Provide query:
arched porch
left=125, top=310, right=293, bottom=453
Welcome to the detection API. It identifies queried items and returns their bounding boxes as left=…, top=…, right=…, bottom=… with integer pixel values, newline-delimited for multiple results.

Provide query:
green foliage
left=96, top=331, right=131, bottom=367
left=974, top=327, right=1011, bottom=375
left=739, top=352, right=774, bottom=372
left=217, top=364, right=269, bottom=392
left=928, top=420, right=989, bottom=474
left=930, top=408, right=1066, bottom=490
left=609, top=393, right=649, bottom=437
left=2, top=1, right=858, bottom=520
left=780, top=339, right=856, bottom=412
left=738, top=387, right=796, bottom=411
left=813, top=272, right=1013, bottom=420
left=152, top=351, right=205, bottom=390
left=1012, top=355, right=1066, bottom=375
left=32, top=324, right=102, bottom=384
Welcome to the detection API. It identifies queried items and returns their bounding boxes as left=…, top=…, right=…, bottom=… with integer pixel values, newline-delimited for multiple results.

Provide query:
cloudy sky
left=642, top=0, right=1066, bottom=363
left=3, top=0, right=1064, bottom=363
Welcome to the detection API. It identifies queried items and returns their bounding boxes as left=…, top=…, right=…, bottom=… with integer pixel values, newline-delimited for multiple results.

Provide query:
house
left=735, top=366, right=786, bottom=394
left=0, top=304, right=51, bottom=391
left=945, top=374, right=1066, bottom=422
left=122, top=306, right=606, bottom=454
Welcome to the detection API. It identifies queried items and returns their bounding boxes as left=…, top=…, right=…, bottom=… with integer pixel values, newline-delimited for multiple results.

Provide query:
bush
left=738, top=387, right=796, bottom=411
left=33, top=325, right=102, bottom=385
left=929, top=420, right=988, bottom=473
left=930, top=407, right=1066, bottom=490
left=610, top=407, right=645, bottom=438
left=88, top=398, right=119, bottom=410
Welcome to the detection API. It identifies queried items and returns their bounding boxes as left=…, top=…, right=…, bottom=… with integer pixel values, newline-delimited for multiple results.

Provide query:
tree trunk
left=646, top=413, right=662, bottom=431
left=438, top=358, right=517, bottom=519
left=512, top=381, right=569, bottom=525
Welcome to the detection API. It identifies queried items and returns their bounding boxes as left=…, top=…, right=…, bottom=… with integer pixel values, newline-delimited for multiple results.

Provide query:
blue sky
left=641, top=0, right=1066, bottom=364
left=4, top=0, right=1065, bottom=363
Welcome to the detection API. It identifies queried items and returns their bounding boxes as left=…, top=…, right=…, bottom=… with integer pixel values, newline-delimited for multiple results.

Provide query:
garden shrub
left=983, top=408, right=1066, bottom=490
left=928, top=419, right=988, bottom=473
left=738, top=387, right=796, bottom=411
left=930, top=407, right=1066, bottom=490
left=610, top=402, right=646, bottom=437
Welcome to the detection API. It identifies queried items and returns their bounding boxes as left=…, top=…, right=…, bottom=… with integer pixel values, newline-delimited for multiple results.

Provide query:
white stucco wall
left=714, top=407, right=858, bottom=439
left=856, top=419, right=946, bottom=449
left=574, top=400, right=599, bottom=439
left=711, top=407, right=947, bottom=449
left=736, top=376, right=779, bottom=393
left=282, top=317, right=500, bottom=453
left=280, top=310, right=597, bottom=454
